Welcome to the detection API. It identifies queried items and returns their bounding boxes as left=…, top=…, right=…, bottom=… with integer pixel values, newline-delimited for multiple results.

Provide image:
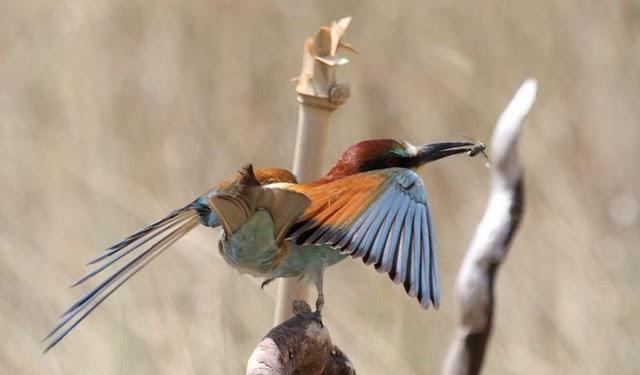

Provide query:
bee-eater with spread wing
left=44, top=139, right=482, bottom=352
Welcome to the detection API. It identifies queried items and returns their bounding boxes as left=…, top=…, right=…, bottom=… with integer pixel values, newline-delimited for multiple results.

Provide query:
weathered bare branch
left=247, top=301, right=355, bottom=375
left=443, top=79, right=538, bottom=375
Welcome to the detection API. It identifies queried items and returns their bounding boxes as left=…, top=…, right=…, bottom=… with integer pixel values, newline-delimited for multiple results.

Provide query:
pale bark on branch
left=247, top=301, right=355, bottom=375
left=443, top=79, right=538, bottom=375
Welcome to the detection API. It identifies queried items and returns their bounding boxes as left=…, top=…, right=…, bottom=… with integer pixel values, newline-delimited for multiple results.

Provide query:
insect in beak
left=463, top=136, right=490, bottom=168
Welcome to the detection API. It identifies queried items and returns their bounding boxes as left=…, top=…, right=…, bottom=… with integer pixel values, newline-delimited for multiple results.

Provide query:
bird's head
left=325, top=138, right=480, bottom=179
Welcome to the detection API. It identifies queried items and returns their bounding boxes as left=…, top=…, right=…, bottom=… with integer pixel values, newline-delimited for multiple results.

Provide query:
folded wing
left=208, top=165, right=311, bottom=245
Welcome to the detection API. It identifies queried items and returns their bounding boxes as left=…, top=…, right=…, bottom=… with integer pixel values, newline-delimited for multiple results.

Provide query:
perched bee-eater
left=44, top=139, right=482, bottom=351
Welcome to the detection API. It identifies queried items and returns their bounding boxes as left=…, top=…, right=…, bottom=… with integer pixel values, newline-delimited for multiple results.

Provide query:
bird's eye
left=385, top=155, right=398, bottom=166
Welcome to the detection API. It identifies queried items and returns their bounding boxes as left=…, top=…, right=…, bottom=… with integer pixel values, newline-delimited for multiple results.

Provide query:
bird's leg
left=315, top=279, right=324, bottom=313
left=310, top=266, right=325, bottom=313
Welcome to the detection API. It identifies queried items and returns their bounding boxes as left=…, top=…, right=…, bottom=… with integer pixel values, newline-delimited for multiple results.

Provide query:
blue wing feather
left=408, top=205, right=424, bottom=297
left=354, top=191, right=395, bottom=258
left=376, top=194, right=410, bottom=273
left=425, top=193, right=440, bottom=308
left=393, top=202, right=415, bottom=284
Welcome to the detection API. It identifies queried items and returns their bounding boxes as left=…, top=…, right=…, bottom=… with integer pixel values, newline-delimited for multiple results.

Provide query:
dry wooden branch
left=275, top=16, right=354, bottom=324
left=247, top=301, right=355, bottom=375
left=442, top=79, right=538, bottom=375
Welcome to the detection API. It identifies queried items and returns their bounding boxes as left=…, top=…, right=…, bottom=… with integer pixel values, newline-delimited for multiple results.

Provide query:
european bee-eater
left=44, top=139, right=482, bottom=352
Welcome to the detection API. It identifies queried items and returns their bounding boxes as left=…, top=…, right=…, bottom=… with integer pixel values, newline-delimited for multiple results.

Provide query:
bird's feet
left=310, top=266, right=325, bottom=314
left=261, top=278, right=275, bottom=289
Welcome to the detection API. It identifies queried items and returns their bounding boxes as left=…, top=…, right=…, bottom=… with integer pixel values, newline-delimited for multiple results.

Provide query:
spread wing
left=287, top=168, right=440, bottom=309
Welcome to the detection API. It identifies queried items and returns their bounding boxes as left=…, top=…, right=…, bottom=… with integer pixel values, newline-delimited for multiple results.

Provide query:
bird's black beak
left=415, top=141, right=480, bottom=165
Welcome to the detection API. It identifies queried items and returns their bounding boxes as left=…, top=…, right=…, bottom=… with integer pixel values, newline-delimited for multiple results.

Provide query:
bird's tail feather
left=86, top=207, right=192, bottom=265
left=43, top=207, right=200, bottom=353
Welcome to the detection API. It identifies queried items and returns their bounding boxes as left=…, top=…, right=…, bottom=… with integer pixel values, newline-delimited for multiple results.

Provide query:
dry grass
left=1, top=1, right=639, bottom=374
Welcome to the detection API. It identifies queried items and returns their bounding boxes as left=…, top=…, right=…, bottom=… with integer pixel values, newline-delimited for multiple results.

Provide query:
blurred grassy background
left=1, top=1, right=639, bottom=374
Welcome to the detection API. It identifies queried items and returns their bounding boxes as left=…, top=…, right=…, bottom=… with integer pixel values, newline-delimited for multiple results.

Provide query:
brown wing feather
left=209, top=165, right=310, bottom=243
left=287, top=172, right=388, bottom=239
left=212, top=167, right=298, bottom=193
